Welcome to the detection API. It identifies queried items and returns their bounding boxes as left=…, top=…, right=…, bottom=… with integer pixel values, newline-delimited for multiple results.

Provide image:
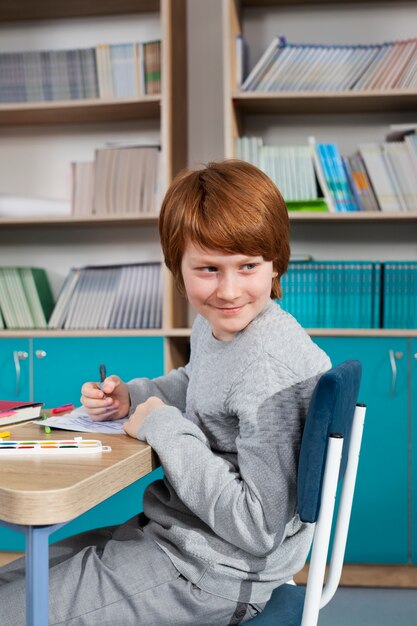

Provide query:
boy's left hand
left=123, top=396, right=166, bottom=438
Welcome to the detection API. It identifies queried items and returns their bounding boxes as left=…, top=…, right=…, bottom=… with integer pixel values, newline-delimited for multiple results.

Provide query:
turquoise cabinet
left=314, top=337, right=409, bottom=564
left=0, top=338, right=30, bottom=402
left=33, top=336, right=165, bottom=407
left=0, top=336, right=165, bottom=551
left=412, top=340, right=417, bottom=564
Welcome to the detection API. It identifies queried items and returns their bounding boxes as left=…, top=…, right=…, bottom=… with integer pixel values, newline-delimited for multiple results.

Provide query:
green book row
left=0, top=267, right=54, bottom=329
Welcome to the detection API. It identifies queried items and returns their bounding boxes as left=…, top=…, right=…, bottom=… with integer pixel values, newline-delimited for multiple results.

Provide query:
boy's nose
left=216, top=275, right=241, bottom=301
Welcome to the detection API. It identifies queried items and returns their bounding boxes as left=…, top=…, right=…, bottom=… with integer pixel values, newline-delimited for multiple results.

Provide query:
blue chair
left=248, top=359, right=366, bottom=626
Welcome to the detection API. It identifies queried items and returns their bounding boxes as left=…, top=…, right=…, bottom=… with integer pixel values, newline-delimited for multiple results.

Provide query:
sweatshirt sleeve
left=137, top=357, right=319, bottom=557
left=127, top=364, right=190, bottom=414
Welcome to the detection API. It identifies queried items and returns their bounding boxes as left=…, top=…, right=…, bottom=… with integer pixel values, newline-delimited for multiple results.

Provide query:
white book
left=241, top=35, right=286, bottom=91
left=308, top=136, right=335, bottom=212
left=268, top=45, right=306, bottom=91
left=358, top=143, right=402, bottom=211
left=5, top=268, right=34, bottom=328
left=48, top=269, right=79, bottom=329
left=291, top=46, right=330, bottom=91
left=383, top=142, right=417, bottom=211
left=352, top=43, right=390, bottom=91
left=0, top=270, right=19, bottom=327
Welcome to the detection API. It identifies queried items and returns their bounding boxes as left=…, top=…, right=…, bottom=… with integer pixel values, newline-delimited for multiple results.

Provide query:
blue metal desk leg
left=26, top=526, right=52, bottom=626
left=0, top=519, right=68, bottom=626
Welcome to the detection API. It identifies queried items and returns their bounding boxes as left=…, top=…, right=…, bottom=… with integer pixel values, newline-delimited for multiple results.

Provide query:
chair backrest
left=297, top=359, right=362, bottom=524
left=247, top=359, right=366, bottom=626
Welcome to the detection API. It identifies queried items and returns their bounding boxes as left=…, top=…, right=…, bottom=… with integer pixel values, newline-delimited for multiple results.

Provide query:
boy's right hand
left=80, top=375, right=131, bottom=421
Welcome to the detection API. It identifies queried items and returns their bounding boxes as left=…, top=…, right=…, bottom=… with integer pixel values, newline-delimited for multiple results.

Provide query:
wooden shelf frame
left=233, top=90, right=417, bottom=116
left=0, top=1, right=160, bottom=22
left=223, top=0, right=417, bottom=225
left=0, top=0, right=189, bottom=373
left=0, top=97, right=161, bottom=126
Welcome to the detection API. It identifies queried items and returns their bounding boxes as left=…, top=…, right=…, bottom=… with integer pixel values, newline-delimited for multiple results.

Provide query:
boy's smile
left=181, top=242, right=277, bottom=341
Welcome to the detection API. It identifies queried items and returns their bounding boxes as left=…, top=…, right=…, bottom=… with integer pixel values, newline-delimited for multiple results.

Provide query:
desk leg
left=26, top=526, right=51, bottom=626
left=0, top=519, right=68, bottom=626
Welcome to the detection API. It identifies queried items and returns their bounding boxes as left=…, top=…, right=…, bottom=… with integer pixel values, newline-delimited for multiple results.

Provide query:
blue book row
left=280, top=260, right=417, bottom=329
left=382, top=262, right=417, bottom=329
left=280, top=260, right=382, bottom=329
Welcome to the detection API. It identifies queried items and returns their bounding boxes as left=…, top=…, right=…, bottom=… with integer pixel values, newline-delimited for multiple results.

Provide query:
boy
left=0, top=160, right=330, bottom=625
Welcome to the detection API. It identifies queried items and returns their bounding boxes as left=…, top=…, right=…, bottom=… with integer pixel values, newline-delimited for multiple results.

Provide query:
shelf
left=233, top=90, right=417, bottom=115
left=0, top=214, right=160, bottom=229
left=0, top=0, right=159, bottom=22
left=307, top=329, right=417, bottom=337
left=288, top=211, right=417, bottom=222
left=0, top=96, right=161, bottom=126
left=240, top=0, right=414, bottom=7
left=0, top=329, right=191, bottom=338
left=1, top=328, right=416, bottom=338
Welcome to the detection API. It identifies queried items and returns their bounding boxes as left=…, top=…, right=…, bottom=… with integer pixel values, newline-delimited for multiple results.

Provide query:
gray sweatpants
left=0, top=518, right=264, bottom=626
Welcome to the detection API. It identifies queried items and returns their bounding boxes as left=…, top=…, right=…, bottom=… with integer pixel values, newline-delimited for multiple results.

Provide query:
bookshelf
left=222, top=0, right=417, bottom=573
left=222, top=0, right=417, bottom=331
left=223, top=0, right=417, bottom=224
left=0, top=0, right=189, bottom=372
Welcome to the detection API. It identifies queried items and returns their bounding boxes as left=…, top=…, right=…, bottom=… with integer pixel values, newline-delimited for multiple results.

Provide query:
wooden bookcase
left=222, top=0, right=417, bottom=227
left=222, top=0, right=417, bottom=577
left=0, top=0, right=189, bottom=372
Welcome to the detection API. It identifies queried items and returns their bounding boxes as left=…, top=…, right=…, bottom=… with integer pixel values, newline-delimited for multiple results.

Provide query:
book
left=241, top=35, right=286, bottom=91
left=0, top=400, right=43, bottom=426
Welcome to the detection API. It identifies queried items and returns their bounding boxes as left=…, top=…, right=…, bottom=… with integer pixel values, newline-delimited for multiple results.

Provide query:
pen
left=51, top=403, right=75, bottom=415
left=99, top=364, right=107, bottom=390
left=0, top=431, right=10, bottom=439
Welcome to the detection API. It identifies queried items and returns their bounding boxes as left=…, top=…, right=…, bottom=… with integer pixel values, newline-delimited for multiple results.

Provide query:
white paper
left=34, top=405, right=128, bottom=434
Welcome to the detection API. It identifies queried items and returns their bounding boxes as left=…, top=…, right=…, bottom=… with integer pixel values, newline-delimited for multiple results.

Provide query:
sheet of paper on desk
left=34, top=406, right=128, bottom=434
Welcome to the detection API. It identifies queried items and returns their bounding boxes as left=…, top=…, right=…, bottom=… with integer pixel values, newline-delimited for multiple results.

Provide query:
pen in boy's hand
left=99, top=364, right=107, bottom=390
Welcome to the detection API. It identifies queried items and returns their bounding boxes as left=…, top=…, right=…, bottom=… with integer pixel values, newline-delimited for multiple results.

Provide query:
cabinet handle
left=13, top=350, right=28, bottom=397
left=388, top=349, right=403, bottom=398
left=35, top=350, right=47, bottom=359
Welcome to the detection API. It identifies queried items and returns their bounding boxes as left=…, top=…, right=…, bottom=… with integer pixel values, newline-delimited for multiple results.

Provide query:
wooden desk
left=0, top=422, right=157, bottom=626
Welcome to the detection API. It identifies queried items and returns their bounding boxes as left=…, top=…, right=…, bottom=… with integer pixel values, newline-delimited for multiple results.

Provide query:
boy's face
left=181, top=241, right=277, bottom=342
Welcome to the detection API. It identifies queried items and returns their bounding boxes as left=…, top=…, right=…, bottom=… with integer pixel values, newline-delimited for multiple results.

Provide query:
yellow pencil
left=0, top=431, right=11, bottom=439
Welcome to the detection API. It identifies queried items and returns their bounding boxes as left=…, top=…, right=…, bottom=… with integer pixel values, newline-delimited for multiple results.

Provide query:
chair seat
left=247, top=584, right=306, bottom=625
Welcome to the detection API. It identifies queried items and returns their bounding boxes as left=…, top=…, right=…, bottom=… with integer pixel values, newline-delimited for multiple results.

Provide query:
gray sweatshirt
left=128, top=299, right=331, bottom=603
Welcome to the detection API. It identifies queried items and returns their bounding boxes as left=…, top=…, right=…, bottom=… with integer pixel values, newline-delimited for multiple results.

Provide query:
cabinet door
left=0, top=336, right=165, bottom=551
left=412, top=339, right=417, bottom=564
left=314, top=337, right=409, bottom=564
left=0, top=338, right=30, bottom=402
left=33, top=336, right=164, bottom=407
left=0, top=339, right=32, bottom=551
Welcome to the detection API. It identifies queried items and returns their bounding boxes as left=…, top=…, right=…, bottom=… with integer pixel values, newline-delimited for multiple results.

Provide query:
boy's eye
left=200, top=266, right=218, bottom=272
left=242, top=263, right=256, bottom=270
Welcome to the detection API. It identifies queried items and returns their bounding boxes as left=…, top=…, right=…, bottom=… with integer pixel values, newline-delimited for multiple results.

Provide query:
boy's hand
left=124, top=396, right=165, bottom=438
left=80, top=375, right=131, bottom=421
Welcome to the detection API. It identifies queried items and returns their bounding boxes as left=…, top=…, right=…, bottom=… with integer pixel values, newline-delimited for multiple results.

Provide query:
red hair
left=159, top=159, right=290, bottom=298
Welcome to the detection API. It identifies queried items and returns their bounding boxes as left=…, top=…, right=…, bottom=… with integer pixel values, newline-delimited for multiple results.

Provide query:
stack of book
left=239, top=36, right=417, bottom=92
left=0, top=267, right=54, bottom=329
left=382, top=261, right=417, bottom=328
left=71, top=145, right=161, bottom=216
left=358, top=125, right=417, bottom=212
left=0, top=40, right=161, bottom=103
left=280, top=260, right=381, bottom=328
left=236, top=127, right=417, bottom=212
left=48, top=262, right=163, bottom=330
left=96, top=40, right=161, bottom=98
left=237, top=138, right=318, bottom=202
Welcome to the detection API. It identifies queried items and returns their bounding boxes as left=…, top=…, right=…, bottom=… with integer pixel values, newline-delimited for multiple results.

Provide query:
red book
left=0, top=401, right=44, bottom=426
